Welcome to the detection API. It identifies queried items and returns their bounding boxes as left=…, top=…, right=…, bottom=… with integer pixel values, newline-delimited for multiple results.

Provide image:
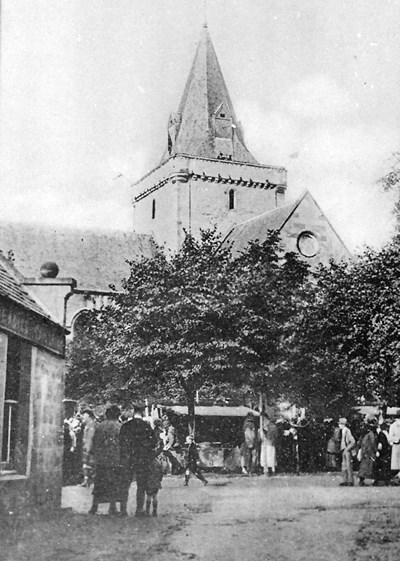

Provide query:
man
left=388, top=409, right=400, bottom=480
left=162, top=414, right=183, bottom=474
left=240, top=412, right=258, bottom=475
left=338, top=417, right=355, bottom=486
left=119, top=403, right=157, bottom=517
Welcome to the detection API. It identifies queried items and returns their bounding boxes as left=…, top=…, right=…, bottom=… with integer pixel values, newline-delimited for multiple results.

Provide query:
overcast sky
left=1, top=0, right=400, bottom=251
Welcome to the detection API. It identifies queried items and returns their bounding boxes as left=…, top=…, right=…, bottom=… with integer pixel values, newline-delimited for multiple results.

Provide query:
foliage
left=379, top=151, right=400, bottom=232
left=230, top=232, right=312, bottom=403
left=66, top=229, right=314, bottom=421
left=295, top=240, right=400, bottom=415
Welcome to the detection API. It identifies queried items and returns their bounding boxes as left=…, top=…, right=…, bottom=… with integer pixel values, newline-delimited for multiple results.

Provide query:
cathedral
left=0, top=24, right=349, bottom=330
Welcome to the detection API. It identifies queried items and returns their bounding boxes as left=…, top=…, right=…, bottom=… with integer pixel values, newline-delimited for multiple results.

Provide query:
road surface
left=2, top=473, right=400, bottom=561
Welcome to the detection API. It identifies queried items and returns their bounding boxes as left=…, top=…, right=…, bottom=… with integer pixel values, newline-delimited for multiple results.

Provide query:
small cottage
left=0, top=253, right=66, bottom=515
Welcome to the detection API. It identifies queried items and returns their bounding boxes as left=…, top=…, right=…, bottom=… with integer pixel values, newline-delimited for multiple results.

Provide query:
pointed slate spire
left=165, top=25, right=258, bottom=164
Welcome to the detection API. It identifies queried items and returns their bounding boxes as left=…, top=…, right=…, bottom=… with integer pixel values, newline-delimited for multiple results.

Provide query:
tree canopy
left=66, top=229, right=313, bottom=425
left=294, top=240, right=400, bottom=416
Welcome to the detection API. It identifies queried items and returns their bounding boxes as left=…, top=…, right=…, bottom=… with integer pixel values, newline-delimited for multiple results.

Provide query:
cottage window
left=0, top=334, right=31, bottom=474
left=229, top=189, right=235, bottom=210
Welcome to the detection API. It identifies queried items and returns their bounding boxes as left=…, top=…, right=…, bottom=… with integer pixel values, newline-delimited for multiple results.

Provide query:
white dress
left=389, top=419, right=400, bottom=470
left=259, top=419, right=277, bottom=472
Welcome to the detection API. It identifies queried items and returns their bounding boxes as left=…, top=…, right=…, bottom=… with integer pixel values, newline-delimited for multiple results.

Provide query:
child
left=184, top=435, right=208, bottom=486
left=145, top=453, right=164, bottom=517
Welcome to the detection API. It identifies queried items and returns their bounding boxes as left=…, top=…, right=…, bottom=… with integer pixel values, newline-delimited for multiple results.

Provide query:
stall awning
left=355, top=406, right=400, bottom=417
left=167, top=405, right=259, bottom=417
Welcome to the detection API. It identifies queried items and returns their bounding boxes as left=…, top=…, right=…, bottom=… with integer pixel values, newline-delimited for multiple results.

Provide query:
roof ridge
left=0, top=219, right=139, bottom=237
left=233, top=195, right=303, bottom=228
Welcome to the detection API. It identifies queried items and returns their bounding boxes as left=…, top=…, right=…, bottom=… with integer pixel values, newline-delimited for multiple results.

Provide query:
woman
left=80, top=409, right=97, bottom=487
left=89, top=405, right=124, bottom=515
left=259, top=415, right=278, bottom=476
left=374, top=422, right=391, bottom=486
left=357, top=415, right=378, bottom=486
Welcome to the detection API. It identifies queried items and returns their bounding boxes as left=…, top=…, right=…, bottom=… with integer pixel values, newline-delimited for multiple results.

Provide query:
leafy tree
left=66, top=229, right=314, bottom=431
left=71, top=230, right=259, bottom=431
left=230, top=232, right=312, bottom=406
left=296, top=241, right=400, bottom=416
left=379, top=151, right=400, bottom=233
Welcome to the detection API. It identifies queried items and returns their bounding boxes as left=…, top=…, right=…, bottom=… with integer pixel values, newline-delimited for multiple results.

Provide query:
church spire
left=165, top=26, right=258, bottom=164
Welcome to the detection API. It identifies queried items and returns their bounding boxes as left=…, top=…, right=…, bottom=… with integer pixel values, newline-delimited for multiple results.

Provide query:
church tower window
left=229, top=189, right=235, bottom=210
left=152, top=199, right=156, bottom=220
left=297, top=231, right=319, bottom=258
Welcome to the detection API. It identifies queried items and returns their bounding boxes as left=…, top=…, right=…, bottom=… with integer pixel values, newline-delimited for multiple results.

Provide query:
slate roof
left=164, top=25, right=257, bottom=164
left=0, top=222, right=156, bottom=291
left=221, top=197, right=301, bottom=253
left=0, top=252, right=56, bottom=321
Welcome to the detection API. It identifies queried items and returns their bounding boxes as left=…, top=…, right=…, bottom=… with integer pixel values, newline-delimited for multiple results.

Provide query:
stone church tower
left=131, top=24, right=287, bottom=252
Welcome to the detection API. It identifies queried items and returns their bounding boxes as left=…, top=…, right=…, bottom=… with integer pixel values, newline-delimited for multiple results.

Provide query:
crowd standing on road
left=61, top=404, right=400, bottom=518
left=334, top=410, right=400, bottom=488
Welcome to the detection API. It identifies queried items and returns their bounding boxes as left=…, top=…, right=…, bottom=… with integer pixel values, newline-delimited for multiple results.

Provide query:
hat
left=338, top=417, right=347, bottom=425
left=365, top=414, right=377, bottom=425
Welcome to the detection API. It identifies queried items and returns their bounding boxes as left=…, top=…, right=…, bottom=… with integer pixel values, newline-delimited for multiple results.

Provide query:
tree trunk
left=187, top=392, right=196, bottom=438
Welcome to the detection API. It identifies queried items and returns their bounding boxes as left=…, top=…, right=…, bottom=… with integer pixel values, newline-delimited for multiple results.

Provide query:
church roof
left=221, top=197, right=302, bottom=254
left=0, top=222, right=156, bottom=291
left=165, top=25, right=258, bottom=164
left=222, top=191, right=351, bottom=261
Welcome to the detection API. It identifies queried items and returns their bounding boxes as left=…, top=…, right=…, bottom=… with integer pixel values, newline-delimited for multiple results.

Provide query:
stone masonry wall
left=132, top=155, right=287, bottom=252
left=134, top=180, right=180, bottom=252
left=187, top=177, right=278, bottom=241
left=280, top=192, right=350, bottom=267
left=29, top=347, right=65, bottom=508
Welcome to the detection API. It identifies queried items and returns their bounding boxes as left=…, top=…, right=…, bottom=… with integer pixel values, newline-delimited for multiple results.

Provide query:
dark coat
left=358, top=429, right=377, bottom=479
left=375, top=430, right=391, bottom=482
left=119, top=417, right=156, bottom=477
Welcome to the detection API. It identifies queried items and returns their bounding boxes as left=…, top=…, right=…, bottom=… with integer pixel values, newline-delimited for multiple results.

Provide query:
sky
left=1, top=0, right=400, bottom=252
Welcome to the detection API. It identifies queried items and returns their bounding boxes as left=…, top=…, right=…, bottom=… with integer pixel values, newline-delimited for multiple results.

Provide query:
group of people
left=240, top=412, right=278, bottom=476
left=336, top=410, right=400, bottom=487
left=78, top=404, right=207, bottom=517
left=68, top=405, right=400, bottom=513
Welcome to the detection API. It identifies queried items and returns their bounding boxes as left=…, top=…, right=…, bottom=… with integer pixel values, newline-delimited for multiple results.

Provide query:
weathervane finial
left=203, top=0, right=208, bottom=28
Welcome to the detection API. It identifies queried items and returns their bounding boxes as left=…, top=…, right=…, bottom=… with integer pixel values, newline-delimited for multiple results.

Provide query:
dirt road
left=2, top=473, right=400, bottom=561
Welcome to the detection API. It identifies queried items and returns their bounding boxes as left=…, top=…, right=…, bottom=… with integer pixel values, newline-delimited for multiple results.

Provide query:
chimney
left=22, top=262, right=76, bottom=326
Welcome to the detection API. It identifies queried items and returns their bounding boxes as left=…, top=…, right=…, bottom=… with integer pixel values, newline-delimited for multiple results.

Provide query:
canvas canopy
left=167, top=405, right=259, bottom=417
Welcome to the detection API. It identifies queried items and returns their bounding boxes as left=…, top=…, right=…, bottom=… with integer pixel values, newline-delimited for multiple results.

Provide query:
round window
left=297, top=231, right=319, bottom=258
